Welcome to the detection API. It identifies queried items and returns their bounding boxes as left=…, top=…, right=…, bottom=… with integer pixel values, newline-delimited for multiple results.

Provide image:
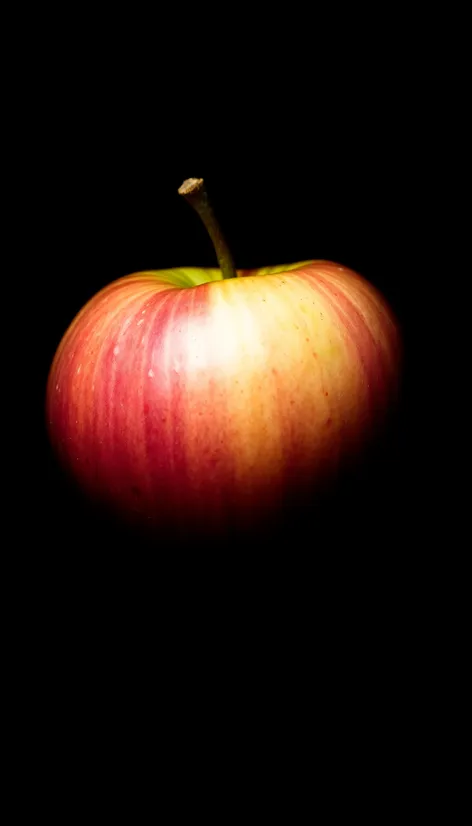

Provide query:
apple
left=46, top=179, right=401, bottom=543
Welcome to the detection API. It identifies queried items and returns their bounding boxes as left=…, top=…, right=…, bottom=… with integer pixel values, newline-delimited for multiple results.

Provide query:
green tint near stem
left=146, top=261, right=316, bottom=289
left=146, top=268, right=224, bottom=288
left=246, top=261, right=315, bottom=276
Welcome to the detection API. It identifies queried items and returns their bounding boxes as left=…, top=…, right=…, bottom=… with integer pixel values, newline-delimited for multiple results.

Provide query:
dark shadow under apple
left=52, top=398, right=404, bottom=567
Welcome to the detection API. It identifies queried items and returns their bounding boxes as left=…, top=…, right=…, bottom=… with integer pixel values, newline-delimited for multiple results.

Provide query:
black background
left=26, top=31, right=429, bottom=560
left=31, top=84, right=427, bottom=601
left=15, top=27, right=468, bottom=810
left=33, top=123, right=433, bottom=651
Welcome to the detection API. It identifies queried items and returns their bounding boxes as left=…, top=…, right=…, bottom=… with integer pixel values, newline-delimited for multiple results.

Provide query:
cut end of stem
left=178, top=178, right=204, bottom=197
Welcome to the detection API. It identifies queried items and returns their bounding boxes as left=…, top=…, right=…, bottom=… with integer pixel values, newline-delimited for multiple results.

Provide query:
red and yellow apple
left=46, top=181, right=401, bottom=542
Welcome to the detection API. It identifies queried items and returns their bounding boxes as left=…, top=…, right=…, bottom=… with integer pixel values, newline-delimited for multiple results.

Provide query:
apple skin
left=46, top=261, right=401, bottom=541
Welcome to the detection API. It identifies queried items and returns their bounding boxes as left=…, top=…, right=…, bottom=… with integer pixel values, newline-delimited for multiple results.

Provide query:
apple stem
left=178, top=178, right=237, bottom=280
